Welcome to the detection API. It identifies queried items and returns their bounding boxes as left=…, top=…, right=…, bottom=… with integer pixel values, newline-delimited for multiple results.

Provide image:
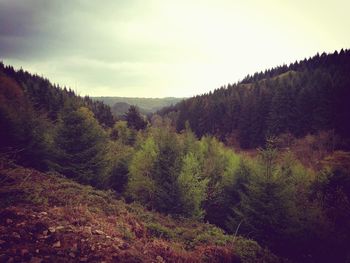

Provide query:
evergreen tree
left=178, top=152, right=208, bottom=218
left=125, top=105, right=147, bottom=130
left=51, top=107, right=108, bottom=187
left=127, top=136, right=158, bottom=207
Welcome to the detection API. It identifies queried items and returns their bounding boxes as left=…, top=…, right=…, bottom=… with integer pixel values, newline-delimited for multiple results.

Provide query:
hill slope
left=94, top=97, right=183, bottom=117
left=0, top=164, right=279, bottom=263
left=159, top=50, right=350, bottom=149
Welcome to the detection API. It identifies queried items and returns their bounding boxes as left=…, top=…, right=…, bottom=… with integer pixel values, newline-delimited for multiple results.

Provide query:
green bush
left=146, top=222, right=175, bottom=240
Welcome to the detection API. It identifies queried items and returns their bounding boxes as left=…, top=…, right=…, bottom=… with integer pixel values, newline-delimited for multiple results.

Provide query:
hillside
left=94, top=97, right=183, bottom=117
left=158, top=50, right=350, bottom=149
left=0, top=164, right=279, bottom=263
left=0, top=63, right=115, bottom=128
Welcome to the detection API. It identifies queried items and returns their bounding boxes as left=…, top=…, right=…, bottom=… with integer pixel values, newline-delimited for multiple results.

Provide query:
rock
left=52, top=241, right=61, bottom=248
left=92, top=229, right=104, bottom=235
left=38, top=212, right=48, bottom=216
left=35, top=249, right=39, bottom=253
left=42, top=230, right=48, bottom=236
left=80, top=256, right=88, bottom=262
left=48, top=227, right=56, bottom=233
left=156, top=255, right=165, bottom=263
left=55, top=226, right=65, bottom=231
left=6, top=219, right=13, bottom=224
left=16, top=222, right=25, bottom=227
left=69, top=252, right=75, bottom=258
left=12, top=232, right=21, bottom=239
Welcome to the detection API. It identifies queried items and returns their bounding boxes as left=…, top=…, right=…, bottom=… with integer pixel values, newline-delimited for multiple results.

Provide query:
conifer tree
left=51, top=107, right=108, bottom=187
left=125, top=105, right=147, bottom=130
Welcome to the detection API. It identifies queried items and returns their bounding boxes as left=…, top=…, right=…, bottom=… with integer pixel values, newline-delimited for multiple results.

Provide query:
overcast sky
left=0, top=0, right=349, bottom=97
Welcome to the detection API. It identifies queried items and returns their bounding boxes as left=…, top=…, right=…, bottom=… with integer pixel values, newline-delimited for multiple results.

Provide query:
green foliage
left=233, top=237, right=280, bottom=263
left=0, top=75, right=52, bottom=170
left=110, top=121, right=136, bottom=145
left=152, top=128, right=183, bottom=214
left=146, top=222, right=175, bottom=240
left=160, top=50, right=350, bottom=149
left=193, top=225, right=231, bottom=246
left=178, top=152, right=208, bottom=218
left=51, top=107, right=109, bottom=187
left=125, top=105, right=147, bottom=131
left=127, top=136, right=158, bottom=206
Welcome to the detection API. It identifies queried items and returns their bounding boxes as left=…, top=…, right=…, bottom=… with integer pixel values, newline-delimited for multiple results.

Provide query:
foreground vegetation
left=0, top=164, right=279, bottom=262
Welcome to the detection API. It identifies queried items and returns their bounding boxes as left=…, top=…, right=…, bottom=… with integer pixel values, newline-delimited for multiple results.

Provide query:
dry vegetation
left=0, top=163, right=279, bottom=263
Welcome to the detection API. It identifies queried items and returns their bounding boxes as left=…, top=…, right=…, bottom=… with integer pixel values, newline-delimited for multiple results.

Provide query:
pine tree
left=178, top=152, right=208, bottom=218
left=125, top=105, right=147, bottom=130
left=51, top=107, right=108, bottom=187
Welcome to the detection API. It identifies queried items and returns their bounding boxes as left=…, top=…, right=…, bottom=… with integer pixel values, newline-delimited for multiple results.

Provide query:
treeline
left=0, top=63, right=114, bottom=127
left=159, top=49, right=350, bottom=149
left=0, top=62, right=114, bottom=170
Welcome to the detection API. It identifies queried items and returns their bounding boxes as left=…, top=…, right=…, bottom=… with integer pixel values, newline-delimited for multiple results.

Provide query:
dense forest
left=159, top=50, right=350, bottom=150
left=1, top=51, right=350, bottom=262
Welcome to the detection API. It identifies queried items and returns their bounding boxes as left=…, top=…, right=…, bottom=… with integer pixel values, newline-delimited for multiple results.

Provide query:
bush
left=146, top=222, right=175, bottom=240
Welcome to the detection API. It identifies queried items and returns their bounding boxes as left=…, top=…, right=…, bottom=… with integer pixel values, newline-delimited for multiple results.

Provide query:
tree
left=178, top=152, right=208, bottom=218
left=125, top=106, right=147, bottom=130
left=110, top=121, right=136, bottom=145
left=127, top=136, right=158, bottom=207
left=0, top=75, right=51, bottom=170
left=51, top=107, right=109, bottom=187
left=152, top=128, right=183, bottom=214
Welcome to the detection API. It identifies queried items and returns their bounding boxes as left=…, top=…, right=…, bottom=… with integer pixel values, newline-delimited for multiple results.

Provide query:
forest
left=1, top=50, right=350, bottom=263
left=159, top=49, right=350, bottom=150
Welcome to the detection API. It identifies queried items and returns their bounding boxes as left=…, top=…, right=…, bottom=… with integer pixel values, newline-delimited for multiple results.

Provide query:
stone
left=156, top=255, right=165, bottom=263
left=92, top=229, right=104, bottom=235
left=52, top=241, right=61, bottom=248
left=55, top=226, right=65, bottom=231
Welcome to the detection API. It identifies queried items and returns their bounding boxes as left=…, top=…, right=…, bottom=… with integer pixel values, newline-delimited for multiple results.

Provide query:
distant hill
left=159, top=49, right=350, bottom=149
left=93, top=96, right=183, bottom=117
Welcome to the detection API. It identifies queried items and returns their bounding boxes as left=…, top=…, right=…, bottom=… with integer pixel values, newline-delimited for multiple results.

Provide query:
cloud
left=0, top=0, right=349, bottom=97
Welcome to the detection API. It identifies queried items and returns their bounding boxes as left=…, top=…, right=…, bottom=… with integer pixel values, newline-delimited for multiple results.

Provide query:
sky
left=0, top=0, right=349, bottom=98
